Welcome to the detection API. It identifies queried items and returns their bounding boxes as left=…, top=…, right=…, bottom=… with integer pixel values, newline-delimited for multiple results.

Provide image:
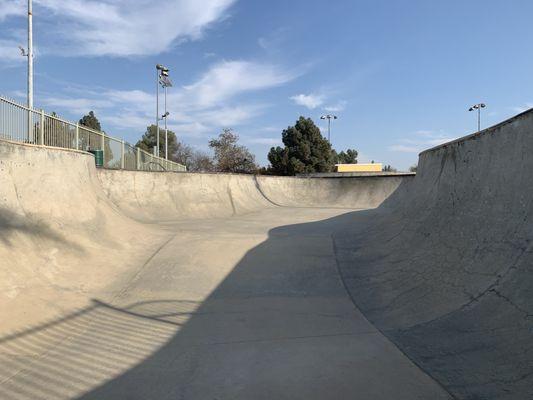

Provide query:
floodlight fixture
left=468, top=103, right=487, bottom=132
left=320, top=114, right=338, bottom=142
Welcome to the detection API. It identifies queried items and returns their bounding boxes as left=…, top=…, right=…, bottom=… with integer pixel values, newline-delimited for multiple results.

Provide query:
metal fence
left=0, top=95, right=186, bottom=172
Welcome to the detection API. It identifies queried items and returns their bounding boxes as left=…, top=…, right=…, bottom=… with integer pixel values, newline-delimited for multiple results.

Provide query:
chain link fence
left=0, top=96, right=186, bottom=172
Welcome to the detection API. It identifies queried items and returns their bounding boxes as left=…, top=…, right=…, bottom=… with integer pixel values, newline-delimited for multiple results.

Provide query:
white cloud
left=42, top=97, right=114, bottom=116
left=184, top=60, right=296, bottom=108
left=3, top=0, right=236, bottom=57
left=324, top=100, right=347, bottom=112
left=290, top=93, right=324, bottom=109
left=257, top=28, right=288, bottom=51
left=388, top=144, right=420, bottom=153
left=37, top=59, right=297, bottom=138
left=388, top=130, right=457, bottom=154
left=0, top=39, right=25, bottom=62
left=196, top=105, right=264, bottom=126
left=0, top=1, right=25, bottom=21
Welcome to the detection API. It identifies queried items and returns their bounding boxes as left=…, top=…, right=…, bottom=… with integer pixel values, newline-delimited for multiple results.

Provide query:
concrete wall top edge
left=419, top=107, right=533, bottom=155
left=0, top=138, right=94, bottom=158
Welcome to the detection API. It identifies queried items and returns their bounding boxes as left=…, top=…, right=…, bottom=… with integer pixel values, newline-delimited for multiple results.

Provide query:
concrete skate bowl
left=0, top=109, right=531, bottom=400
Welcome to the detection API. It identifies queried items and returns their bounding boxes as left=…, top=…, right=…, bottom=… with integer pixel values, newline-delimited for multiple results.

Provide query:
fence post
left=27, top=109, right=32, bottom=143
left=39, top=110, right=44, bottom=145
left=136, top=147, right=141, bottom=170
left=100, top=132, right=105, bottom=165
left=75, top=123, right=79, bottom=150
left=121, top=139, right=125, bottom=169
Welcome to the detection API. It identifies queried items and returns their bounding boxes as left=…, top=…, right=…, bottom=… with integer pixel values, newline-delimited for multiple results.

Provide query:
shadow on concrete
left=1, top=208, right=408, bottom=400
left=0, top=298, right=202, bottom=399
left=2, top=187, right=530, bottom=399
left=0, top=208, right=84, bottom=252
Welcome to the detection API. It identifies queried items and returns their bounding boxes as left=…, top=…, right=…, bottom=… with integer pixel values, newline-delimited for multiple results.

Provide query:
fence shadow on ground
left=0, top=209, right=380, bottom=400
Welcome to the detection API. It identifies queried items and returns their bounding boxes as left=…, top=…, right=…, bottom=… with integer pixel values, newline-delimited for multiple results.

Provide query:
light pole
left=320, top=114, right=338, bottom=142
left=159, top=68, right=173, bottom=159
left=27, top=0, right=33, bottom=110
left=19, top=1, right=33, bottom=141
left=155, top=65, right=161, bottom=156
left=155, top=64, right=172, bottom=158
left=469, top=103, right=486, bottom=132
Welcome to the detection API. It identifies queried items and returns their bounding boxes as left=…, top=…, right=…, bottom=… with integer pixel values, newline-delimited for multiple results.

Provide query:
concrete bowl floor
left=0, top=207, right=450, bottom=400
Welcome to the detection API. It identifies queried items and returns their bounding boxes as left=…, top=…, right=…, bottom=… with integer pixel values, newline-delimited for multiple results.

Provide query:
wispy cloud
left=388, top=130, right=457, bottom=153
left=41, top=97, right=114, bottom=116
left=258, top=27, right=288, bottom=52
left=184, top=60, right=297, bottom=108
left=0, top=1, right=25, bottom=21
left=290, top=93, right=324, bottom=109
left=324, top=100, right=347, bottom=112
left=1, top=0, right=236, bottom=57
left=511, top=103, right=533, bottom=114
left=244, top=136, right=281, bottom=145
left=37, top=59, right=298, bottom=138
left=0, top=39, right=25, bottom=63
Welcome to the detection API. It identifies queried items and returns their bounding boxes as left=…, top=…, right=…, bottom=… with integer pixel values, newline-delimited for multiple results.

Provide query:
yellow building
left=335, top=163, right=382, bottom=173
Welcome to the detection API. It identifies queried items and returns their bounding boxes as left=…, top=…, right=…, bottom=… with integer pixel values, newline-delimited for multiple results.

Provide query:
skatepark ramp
left=334, top=109, right=533, bottom=399
left=0, top=108, right=532, bottom=399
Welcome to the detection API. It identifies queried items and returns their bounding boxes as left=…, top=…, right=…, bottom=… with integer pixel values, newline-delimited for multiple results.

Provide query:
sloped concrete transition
left=0, top=110, right=532, bottom=399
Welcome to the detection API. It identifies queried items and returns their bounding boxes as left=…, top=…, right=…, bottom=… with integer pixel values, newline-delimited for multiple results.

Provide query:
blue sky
left=1, top=0, right=532, bottom=170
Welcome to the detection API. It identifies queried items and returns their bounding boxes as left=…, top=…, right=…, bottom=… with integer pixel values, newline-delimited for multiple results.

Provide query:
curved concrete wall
left=96, top=170, right=273, bottom=222
left=0, top=141, right=168, bottom=332
left=336, top=109, right=533, bottom=399
left=1, top=140, right=408, bottom=331
left=255, top=175, right=406, bottom=209
left=97, top=170, right=408, bottom=222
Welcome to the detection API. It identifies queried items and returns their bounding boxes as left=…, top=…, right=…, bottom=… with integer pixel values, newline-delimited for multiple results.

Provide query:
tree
left=79, top=111, right=101, bottom=131
left=333, top=148, right=358, bottom=164
left=136, top=124, right=186, bottom=162
left=209, top=128, right=257, bottom=173
left=79, top=111, right=115, bottom=166
left=409, top=164, right=418, bottom=172
left=135, top=124, right=216, bottom=171
left=188, top=151, right=216, bottom=172
left=268, top=116, right=334, bottom=175
left=382, top=165, right=397, bottom=172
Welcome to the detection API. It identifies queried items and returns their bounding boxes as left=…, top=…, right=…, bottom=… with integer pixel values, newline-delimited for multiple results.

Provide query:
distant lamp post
left=468, top=103, right=486, bottom=132
left=320, top=114, right=338, bottom=142
left=161, top=110, right=170, bottom=159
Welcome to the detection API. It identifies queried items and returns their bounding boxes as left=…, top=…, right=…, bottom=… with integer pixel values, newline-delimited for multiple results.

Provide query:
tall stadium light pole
left=155, top=64, right=171, bottom=157
left=164, top=85, right=168, bottom=159
left=469, top=103, right=486, bottom=132
left=155, top=65, right=162, bottom=156
left=320, top=114, right=338, bottom=142
left=158, top=67, right=173, bottom=160
left=27, top=0, right=33, bottom=110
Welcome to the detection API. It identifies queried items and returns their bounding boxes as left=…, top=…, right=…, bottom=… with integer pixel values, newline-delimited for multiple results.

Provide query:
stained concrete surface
left=1, top=108, right=532, bottom=400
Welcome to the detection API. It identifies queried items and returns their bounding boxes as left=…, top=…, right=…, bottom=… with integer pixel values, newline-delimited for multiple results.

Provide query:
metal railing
left=0, top=95, right=186, bottom=172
